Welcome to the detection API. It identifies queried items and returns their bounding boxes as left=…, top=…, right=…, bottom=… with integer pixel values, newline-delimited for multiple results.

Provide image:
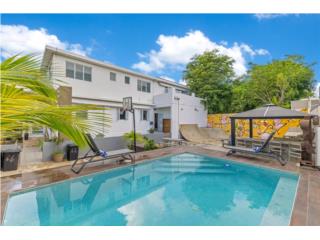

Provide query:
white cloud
left=0, top=24, right=91, bottom=58
left=179, top=79, right=187, bottom=86
left=254, top=14, right=289, bottom=20
left=132, top=30, right=269, bottom=76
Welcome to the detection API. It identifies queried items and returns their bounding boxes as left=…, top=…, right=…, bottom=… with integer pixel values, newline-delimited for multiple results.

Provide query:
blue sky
left=1, top=14, right=320, bottom=84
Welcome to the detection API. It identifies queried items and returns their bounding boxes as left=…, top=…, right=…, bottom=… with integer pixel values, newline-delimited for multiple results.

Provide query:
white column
left=171, top=100, right=180, bottom=139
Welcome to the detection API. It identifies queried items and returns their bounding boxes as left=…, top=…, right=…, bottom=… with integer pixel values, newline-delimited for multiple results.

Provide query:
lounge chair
left=71, top=134, right=134, bottom=174
left=222, top=130, right=288, bottom=166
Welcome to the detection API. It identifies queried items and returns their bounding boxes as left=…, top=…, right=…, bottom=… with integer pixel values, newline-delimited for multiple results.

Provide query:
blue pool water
left=3, top=153, right=299, bottom=226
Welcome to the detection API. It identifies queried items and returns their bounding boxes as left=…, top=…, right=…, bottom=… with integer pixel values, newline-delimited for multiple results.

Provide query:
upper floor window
left=137, top=80, right=151, bottom=93
left=66, top=62, right=75, bottom=78
left=176, top=88, right=190, bottom=95
left=84, top=66, right=92, bottom=81
left=110, top=72, right=116, bottom=81
left=66, top=61, right=91, bottom=81
left=164, top=87, right=169, bottom=93
left=125, top=76, right=130, bottom=84
left=76, top=64, right=84, bottom=80
left=76, top=111, right=88, bottom=120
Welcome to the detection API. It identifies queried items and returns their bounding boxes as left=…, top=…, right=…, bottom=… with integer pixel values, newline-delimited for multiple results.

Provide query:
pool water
left=3, top=153, right=299, bottom=226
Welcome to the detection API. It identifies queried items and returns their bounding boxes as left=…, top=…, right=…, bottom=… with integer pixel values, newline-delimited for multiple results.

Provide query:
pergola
left=229, top=104, right=314, bottom=146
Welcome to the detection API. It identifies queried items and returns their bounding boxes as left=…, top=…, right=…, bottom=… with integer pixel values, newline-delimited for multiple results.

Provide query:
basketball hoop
left=123, top=97, right=133, bottom=112
left=122, top=97, right=136, bottom=152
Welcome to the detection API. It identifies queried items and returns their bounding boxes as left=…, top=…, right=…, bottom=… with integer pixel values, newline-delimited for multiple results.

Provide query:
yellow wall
left=207, top=114, right=301, bottom=139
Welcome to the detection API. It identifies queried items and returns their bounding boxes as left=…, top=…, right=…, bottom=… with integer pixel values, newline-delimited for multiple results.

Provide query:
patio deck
left=1, top=145, right=319, bottom=225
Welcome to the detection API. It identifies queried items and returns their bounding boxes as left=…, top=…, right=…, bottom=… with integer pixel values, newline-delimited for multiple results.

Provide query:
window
left=125, top=76, right=130, bottom=84
left=84, top=66, right=92, bottom=81
left=137, top=80, right=151, bottom=93
left=66, top=61, right=75, bottom=78
left=118, top=108, right=128, bottom=120
left=31, top=127, right=44, bottom=135
left=66, top=61, right=91, bottom=81
left=140, top=109, right=149, bottom=121
left=176, top=88, right=190, bottom=95
left=76, top=111, right=88, bottom=120
left=75, top=64, right=84, bottom=80
left=110, top=72, right=116, bottom=81
left=164, top=87, right=169, bottom=93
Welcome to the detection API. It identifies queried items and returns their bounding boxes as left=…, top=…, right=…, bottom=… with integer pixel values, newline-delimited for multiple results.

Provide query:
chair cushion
left=99, top=150, right=108, bottom=158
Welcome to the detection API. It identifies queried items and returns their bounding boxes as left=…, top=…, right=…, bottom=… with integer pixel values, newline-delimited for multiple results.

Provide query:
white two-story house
left=42, top=45, right=207, bottom=139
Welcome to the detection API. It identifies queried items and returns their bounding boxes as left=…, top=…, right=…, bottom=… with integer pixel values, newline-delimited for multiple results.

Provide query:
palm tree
left=0, top=54, right=111, bottom=148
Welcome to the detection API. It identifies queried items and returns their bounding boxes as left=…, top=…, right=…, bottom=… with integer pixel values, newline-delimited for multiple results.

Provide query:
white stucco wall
left=170, top=92, right=208, bottom=138
left=47, top=50, right=207, bottom=138
left=51, top=54, right=175, bottom=105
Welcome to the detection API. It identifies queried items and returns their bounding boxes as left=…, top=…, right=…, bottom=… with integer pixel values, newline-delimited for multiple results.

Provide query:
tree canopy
left=183, top=52, right=315, bottom=113
left=245, top=55, right=315, bottom=109
left=183, top=50, right=235, bottom=113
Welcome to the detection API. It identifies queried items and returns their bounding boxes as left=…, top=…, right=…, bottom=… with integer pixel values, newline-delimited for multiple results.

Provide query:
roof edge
left=42, top=45, right=189, bottom=90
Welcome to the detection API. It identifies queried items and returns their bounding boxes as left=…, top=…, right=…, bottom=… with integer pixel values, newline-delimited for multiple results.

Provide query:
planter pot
left=52, top=153, right=64, bottom=162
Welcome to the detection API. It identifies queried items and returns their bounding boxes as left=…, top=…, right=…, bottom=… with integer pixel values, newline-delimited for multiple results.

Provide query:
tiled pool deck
left=1, top=146, right=319, bottom=225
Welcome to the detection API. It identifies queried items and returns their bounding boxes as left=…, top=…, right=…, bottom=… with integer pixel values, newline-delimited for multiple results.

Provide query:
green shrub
left=123, top=131, right=145, bottom=150
left=144, top=139, right=158, bottom=151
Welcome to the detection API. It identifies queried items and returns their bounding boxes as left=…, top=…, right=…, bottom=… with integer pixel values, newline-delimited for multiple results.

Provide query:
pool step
left=155, top=167, right=234, bottom=174
left=260, top=177, right=298, bottom=226
left=157, top=162, right=225, bottom=169
left=160, top=159, right=227, bottom=165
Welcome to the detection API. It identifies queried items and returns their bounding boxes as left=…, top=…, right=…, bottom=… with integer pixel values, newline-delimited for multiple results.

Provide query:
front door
left=163, top=119, right=171, bottom=133
left=154, top=113, right=158, bottom=130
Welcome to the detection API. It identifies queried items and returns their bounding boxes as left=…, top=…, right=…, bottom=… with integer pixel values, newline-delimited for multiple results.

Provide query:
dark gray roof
left=231, top=104, right=312, bottom=119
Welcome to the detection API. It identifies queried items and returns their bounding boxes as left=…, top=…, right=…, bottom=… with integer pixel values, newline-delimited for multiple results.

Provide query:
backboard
left=123, top=97, right=133, bottom=112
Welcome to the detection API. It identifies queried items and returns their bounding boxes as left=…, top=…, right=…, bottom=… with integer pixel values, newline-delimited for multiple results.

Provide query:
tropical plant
left=123, top=131, right=145, bottom=150
left=0, top=54, right=111, bottom=148
left=143, top=139, right=158, bottom=151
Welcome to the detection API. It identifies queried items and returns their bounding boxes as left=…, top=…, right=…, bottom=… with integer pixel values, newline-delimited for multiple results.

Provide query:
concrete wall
left=171, top=92, right=208, bottom=138
left=207, top=113, right=302, bottom=139
left=42, top=132, right=164, bottom=160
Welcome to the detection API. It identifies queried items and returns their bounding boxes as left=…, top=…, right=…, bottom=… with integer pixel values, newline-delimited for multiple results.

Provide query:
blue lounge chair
left=223, top=130, right=288, bottom=165
left=71, top=134, right=134, bottom=174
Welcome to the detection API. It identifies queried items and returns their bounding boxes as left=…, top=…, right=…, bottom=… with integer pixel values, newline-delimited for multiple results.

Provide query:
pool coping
left=1, top=145, right=319, bottom=225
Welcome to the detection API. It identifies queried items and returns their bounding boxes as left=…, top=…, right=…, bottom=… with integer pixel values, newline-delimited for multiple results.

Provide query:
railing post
left=231, top=118, right=236, bottom=146
left=249, top=118, right=253, bottom=138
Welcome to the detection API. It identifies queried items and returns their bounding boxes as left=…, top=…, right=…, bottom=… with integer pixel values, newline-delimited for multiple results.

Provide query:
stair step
left=155, top=167, right=234, bottom=174
left=157, top=163, right=226, bottom=169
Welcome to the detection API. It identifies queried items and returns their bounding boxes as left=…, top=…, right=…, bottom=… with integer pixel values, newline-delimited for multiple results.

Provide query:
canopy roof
left=230, top=104, right=313, bottom=119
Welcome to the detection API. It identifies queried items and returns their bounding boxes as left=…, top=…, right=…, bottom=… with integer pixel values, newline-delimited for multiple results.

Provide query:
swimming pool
left=3, top=153, right=299, bottom=226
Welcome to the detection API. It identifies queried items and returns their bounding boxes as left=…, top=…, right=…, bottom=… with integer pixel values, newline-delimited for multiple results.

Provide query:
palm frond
left=0, top=54, right=112, bottom=148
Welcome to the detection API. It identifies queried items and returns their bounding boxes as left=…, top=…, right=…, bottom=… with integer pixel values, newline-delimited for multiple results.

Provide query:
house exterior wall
left=45, top=46, right=207, bottom=138
left=171, top=92, right=208, bottom=138
left=52, top=54, right=172, bottom=105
